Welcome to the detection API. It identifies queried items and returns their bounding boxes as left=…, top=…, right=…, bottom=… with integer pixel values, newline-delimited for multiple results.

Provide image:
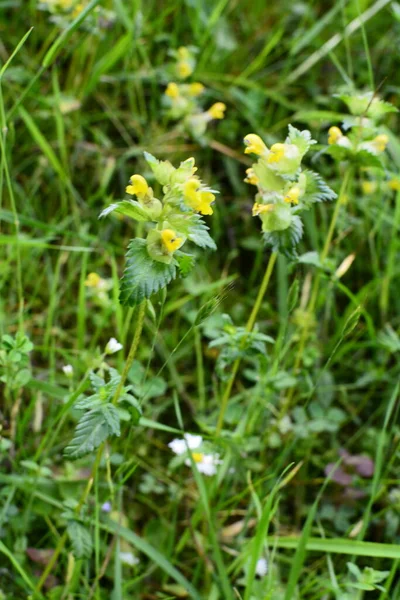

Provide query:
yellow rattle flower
left=126, top=174, right=149, bottom=198
left=252, top=203, right=274, bottom=216
left=244, top=168, right=259, bottom=186
left=243, top=134, right=268, bottom=156
left=188, top=82, right=205, bottom=97
left=165, top=82, right=180, bottom=99
left=328, top=126, right=343, bottom=145
left=284, top=186, right=300, bottom=205
left=85, top=272, right=102, bottom=288
left=267, top=143, right=285, bottom=164
left=184, top=178, right=215, bottom=215
left=207, top=102, right=226, bottom=120
left=372, top=134, right=389, bottom=153
left=160, top=229, right=183, bottom=253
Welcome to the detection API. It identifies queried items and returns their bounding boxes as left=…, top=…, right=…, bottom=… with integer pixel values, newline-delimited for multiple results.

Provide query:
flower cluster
left=168, top=433, right=221, bottom=476
left=327, top=91, right=396, bottom=168
left=37, top=0, right=115, bottom=32
left=163, top=47, right=226, bottom=140
left=85, top=272, right=113, bottom=307
left=243, top=126, right=336, bottom=258
left=101, top=153, right=217, bottom=306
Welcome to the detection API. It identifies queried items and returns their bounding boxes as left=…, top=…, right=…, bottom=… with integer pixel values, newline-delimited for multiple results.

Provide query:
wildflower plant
left=37, top=0, right=115, bottom=32
left=163, top=46, right=227, bottom=140
left=326, top=91, right=397, bottom=169
left=101, top=152, right=217, bottom=306
left=243, top=126, right=336, bottom=259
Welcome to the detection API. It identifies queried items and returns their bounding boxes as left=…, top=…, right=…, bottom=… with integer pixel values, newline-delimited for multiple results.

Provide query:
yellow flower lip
left=328, top=126, right=343, bottom=145
left=208, top=102, right=226, bottom=120
left=388, top=178, right=400, bottom=191
left=160, top=229, right=183, bottom=253
left=126, top=174, right=149, bottom=198
left=177, top=61, right=192, bottom=79
left=165, top=82, right=180, bottom=99
left=267, top=143, right=285, bottom=164
left=188, top=82, right=205, bottom=97
left=373, top=133, right=389, bottom=153
left=244, top=168, right=259, bottom=186
left=85, top=272, right=102, bottom=288
left=243, top=134, right=267, bottom=156
left=252, top=202, right=274, bottom=216
left=284, top=186, right=300, bottom=205
left=183, top=178, right=215, bottom=215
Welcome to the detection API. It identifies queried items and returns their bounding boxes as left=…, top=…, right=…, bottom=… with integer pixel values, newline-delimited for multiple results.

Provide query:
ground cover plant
left=1, top=0, right=400, bottom=598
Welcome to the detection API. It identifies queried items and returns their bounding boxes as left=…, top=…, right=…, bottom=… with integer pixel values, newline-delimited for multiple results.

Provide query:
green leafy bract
left=120, top=239, right=177, bottom=306
left=286, top=125, right=316, bottom=158
left=263, top=215, right=303, bottom=260
left=302, top=170, right=337, bottom=205
left=99, top=200, right=150, bottom=222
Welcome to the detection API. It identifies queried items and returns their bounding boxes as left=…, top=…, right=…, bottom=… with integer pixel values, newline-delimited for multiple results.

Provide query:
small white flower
left=168, top=433, right=203, bottom=456
left=119, top=551, right=139, bottom=567
left=106, top=337, right=123, bottom=354
left=62, top=364, right=74, bottom=377
left=185, top=453, right=221, bottom=476
left=255, top=557, right=268, bottom=577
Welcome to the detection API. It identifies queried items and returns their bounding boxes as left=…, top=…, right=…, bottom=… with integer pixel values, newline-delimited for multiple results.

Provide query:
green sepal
left=99, top=200, right=151, bottom=222
left=260, top=202, right=292, bottom=232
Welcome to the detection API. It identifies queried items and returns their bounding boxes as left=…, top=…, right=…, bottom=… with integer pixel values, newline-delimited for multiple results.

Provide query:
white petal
left=168, top=439, right=187, bottom=455
left=184, top=433, right=202, bottom=449
left=119, top=552, right=139, bottom=566
left=255, top=557, right=268, bottom=577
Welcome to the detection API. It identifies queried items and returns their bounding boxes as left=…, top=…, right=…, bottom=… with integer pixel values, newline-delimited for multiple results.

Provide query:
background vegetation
left=1, top=0, right=400, bottom=598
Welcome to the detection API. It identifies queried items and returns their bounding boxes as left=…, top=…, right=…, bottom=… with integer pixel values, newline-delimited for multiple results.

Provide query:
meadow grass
left=1, top=1, right=400, bottom=599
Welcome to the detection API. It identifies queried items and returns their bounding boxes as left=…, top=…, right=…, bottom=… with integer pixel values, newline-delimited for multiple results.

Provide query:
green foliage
left=64, top=403, right=120, bottom=459
left=263, top=215, right=303, bottom=259
left=120, top=239, right=177, bottom=306
left=0, top=333, right=33, bottom=392
left=67, top=520, right=93, bottom=559
left=346, top=562, right=389, bottom=592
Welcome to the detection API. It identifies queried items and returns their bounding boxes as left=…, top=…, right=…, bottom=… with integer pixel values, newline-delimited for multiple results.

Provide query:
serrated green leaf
left=64, top=404, right=120, bottom=459
left=187, top=215, right=217, bottom=249
left=263, top=215, right=303, bottom=259
left=67, top=521, right=93, bottom=559
left=99, top=200, right=149, bottom=222
left=286, top=125, right=316, bottom=157
left=175, top=252, right=195, bottom=277
left=303, top=170, right=337, bottom=204
left=119, top=239, right=177, bottom=306
left=144, top=151, right=175, bottom=185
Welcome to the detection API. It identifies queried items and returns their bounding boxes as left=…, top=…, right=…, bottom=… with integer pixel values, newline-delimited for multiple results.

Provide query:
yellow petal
left=328, top=126, right=343, bottom=145
left=127, top=174, right=149, bottom=198
left=160, top=229, right=183, bottom=253
left=165, top=82, right=180, bottom=99
left=267, top=143, right=285, bottom=164
left=243, top=134, right=267, bottom=156
left=208, top=102, right=226, bottom=120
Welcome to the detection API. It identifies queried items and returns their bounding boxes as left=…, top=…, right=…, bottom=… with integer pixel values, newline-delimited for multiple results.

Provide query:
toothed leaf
left=120, top=239, right=177, bottom=306
left=263, top=215, right=303, bottom=260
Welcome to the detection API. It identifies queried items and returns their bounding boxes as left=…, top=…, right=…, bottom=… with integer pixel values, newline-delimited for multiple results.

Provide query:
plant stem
left=282, top=167, right=353, bottom=413
left=216, top=252, right=277, bottom=435
left=34, top=301, right=146, bottom=596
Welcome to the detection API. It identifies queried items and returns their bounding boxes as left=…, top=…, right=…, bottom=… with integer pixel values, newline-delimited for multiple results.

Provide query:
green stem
left=34, top=301, right=146, bottom=596
left=216, top=252, right=277, bottom=435
left=283, top=167, right=353, bottom=412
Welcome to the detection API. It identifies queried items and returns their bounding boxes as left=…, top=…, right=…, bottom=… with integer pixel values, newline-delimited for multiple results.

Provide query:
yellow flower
left=183, top=178, right=215, bottom=215
left=328, top=126, right=343, bottom=145
left=267, top=143, right=285, bottom=164
left=85, top=272, right=102, bottom=287
left=177, top=47, right=190, bottom=59
left=192, top=452, right=204, bottom=463
left=207, top=102, right=226, bottom=120
left=361, top=181, right=377, bottom=195
left=177, top=61, right=192, bottom=79
left=244, top=168, right=259, bottom=186
left=126, top=174, right=149, bottom=198
left=252, top=203, right=274, bottom=216
left=284, top=186, right=300, bottom=205
left=372, top=134, right=389, bottom=153
left=72, top=2, right=84, bottom=16
left=388, top=178, right=400, bottom=191
left=160, top=229, right=183, bottom=253
left=244, top=134, right=267, bottom=156
left=188, top=82, right=205, bottom=97
left=165, top=82, right=180, bottom=99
